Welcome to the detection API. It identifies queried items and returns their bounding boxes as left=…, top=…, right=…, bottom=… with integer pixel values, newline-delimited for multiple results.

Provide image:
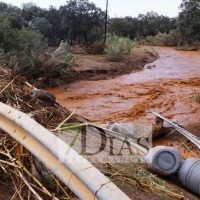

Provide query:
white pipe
left=0, top=102, right=130, bottom=200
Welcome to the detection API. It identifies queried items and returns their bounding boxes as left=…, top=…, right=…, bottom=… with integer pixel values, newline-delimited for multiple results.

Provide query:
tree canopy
left=0, top=0, right=178, bottom=46
left=108, top=12, right=176, bottom=39
left=2, top=0, right=200, bottom=48
left=59, top=0, right=105, bottom=44
left=0, top=0, right=199, bottom=85
left=177, top=0, right=200, bottom=45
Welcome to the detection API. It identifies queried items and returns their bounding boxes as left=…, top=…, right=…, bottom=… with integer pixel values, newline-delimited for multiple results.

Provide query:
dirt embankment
left=66, top=47, right=157, bottom=83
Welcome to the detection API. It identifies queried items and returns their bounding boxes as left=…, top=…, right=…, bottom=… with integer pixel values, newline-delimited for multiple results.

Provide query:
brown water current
left=48, top=47, right=200, bottom=128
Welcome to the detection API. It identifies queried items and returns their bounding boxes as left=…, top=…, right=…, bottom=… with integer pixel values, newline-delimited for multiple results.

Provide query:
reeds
left=0, top=130, right=74, bottom=199
left=0, top=75, right=82, bottom=199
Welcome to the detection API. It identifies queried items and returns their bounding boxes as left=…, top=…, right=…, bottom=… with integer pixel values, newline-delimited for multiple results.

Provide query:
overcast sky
left=2, top=0, right=182, bottom=18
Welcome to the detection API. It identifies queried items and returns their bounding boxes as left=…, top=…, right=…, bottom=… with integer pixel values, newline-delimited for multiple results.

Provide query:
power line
left=109, top=0, right=148, bottom=6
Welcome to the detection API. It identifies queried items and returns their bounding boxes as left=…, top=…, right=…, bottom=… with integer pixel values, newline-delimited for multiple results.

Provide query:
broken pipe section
left=145, top=146, right=181, bottom=176
left=178, top=158, right=200, bottom=196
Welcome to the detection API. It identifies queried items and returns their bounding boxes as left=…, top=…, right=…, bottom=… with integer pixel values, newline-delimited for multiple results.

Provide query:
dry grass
left=101, top=162, right=186, bottom=200
left=195, top=92, right=200, bottom=103
left=0, top=71, right=85, bottom=199
left=0, top=130, right=78, bottom=199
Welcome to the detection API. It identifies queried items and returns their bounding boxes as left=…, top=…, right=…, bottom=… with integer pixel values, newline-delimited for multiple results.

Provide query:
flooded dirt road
left=49, top=47, right=200, bottom=127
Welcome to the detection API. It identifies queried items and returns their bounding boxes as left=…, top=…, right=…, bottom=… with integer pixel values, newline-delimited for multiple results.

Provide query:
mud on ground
left=1, top=46, right=200, bottom=199
left=66, top=47, right=157, bottom=82
left=47, top=46, right=200, bottom=199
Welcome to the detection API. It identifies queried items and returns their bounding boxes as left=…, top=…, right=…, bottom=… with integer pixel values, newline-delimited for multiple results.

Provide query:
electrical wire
left=109, top=0, right=148, bottom=6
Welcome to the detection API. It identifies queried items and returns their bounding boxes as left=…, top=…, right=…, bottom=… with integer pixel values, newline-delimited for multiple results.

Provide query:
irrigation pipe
left=0, top=102, right=130, bottom=200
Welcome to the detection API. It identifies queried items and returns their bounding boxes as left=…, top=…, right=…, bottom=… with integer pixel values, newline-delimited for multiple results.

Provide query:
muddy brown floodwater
left=48, top=47, right=200, bottom=128
left=47, top=47, right=200, bottom=199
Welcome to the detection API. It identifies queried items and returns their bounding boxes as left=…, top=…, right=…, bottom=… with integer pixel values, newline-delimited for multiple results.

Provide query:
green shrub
left=104, top=42, right=124, bottom=62
left=0, top=25, right=46, bottom=73
left=2, top=32, right=76, bottom=86
left=0, top=18, right=76, bottom=86
left=144, top=47, right=159, bottom=58
left=195, top=92, right=200, bottom=103
left=132, top=38, right=141, bottom=48
left=30, top=41, right=76, bottom=86
left=176, top=40, right=200, bottom=51
left=52, top=41, right=76, bottom=68
left=104, top=33, right=133, bottom=62
left=14, top=28, right=46, bottom=68
left=145, top=30, right=180, bottom=47
left=135, top=64, right=143, bottom=70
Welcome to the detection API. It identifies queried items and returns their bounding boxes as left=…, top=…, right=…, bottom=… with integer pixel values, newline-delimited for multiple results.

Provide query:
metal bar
left=88, top=124, right=149, bottom=154
left=0, top=102, right=130, bottom=200
left=151, top=111, right=200, bottom=149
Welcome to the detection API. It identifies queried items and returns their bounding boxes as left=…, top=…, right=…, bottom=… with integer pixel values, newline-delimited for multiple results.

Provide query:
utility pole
left=104, top=0, right=108, bottom=43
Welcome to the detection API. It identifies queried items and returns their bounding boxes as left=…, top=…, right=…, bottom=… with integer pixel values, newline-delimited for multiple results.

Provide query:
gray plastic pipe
left=0, top=102, right=130, bottom=200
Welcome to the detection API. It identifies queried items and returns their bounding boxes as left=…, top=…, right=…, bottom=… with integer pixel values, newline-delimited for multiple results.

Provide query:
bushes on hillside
left=0, top=26, right=46, bottom=75
left=104, top=33, right=133, bottom=62
left=11, top=28, right=46, bottom=70
left=15, top=41, right=76, bottom=86
left=144, top=30, right=180, bottom=47
left=0, top=23, right=76, bottom=86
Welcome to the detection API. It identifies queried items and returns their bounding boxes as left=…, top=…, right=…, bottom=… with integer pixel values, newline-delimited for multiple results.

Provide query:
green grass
left=195, top=92, right=200, bottom=103
left=144, top=47, right=159, bottom=58
left=135, top=64, right=143, bottom=70
left=104, top=33, right=134, bottom=62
